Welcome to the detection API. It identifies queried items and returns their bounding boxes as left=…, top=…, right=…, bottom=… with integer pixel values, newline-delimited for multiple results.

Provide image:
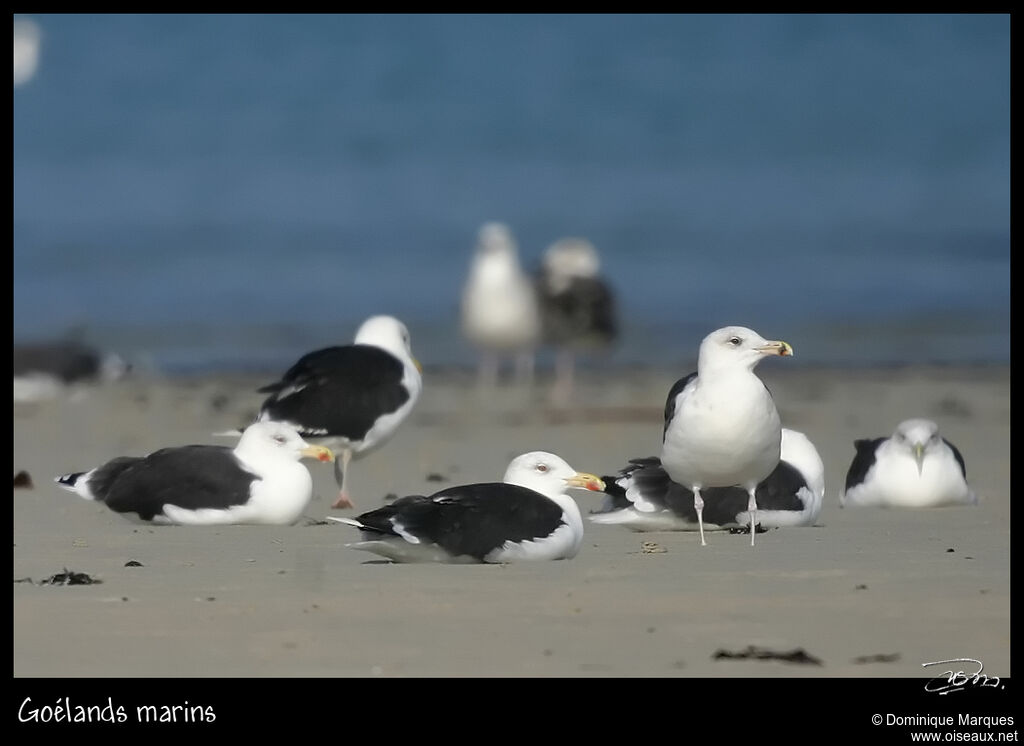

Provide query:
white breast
left=662, top=373, right=781, bottom=489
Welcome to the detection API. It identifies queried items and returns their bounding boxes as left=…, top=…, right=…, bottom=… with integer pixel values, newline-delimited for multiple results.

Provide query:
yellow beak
left=564, top=472, right=606, bottom=492
left=757, top=340, right=793, bottom=357
left=301, top=445, right=335, bottom=463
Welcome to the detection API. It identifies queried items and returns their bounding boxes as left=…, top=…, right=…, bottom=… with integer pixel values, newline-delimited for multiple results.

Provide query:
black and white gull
left=327, top=451, right=605, bottom=563
left=841, top=418, right=977, bottom=508
left=536, top=237, right=618, bottom=405
left=592, top=427, right=824, bottom=532
left=660, top=326, right=793, bottom=546
left=14, top=339, right=129, bottom=402
left=55, top=421, right=333, bottom=525
left=254, top=315, right=422, bottom=510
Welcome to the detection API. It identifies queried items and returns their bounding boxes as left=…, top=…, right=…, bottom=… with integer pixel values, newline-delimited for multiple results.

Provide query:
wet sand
left=13, top=364, right=1010, bottom=680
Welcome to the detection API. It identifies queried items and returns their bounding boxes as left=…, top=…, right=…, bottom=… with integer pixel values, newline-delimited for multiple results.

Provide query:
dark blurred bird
left=14, top=339, right=129, bottom=402
left=535, top=238, right=618, bottom=405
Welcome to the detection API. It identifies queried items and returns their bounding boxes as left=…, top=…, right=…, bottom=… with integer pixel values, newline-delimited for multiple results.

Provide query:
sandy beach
left=13, top=363, right=1010, bottom=682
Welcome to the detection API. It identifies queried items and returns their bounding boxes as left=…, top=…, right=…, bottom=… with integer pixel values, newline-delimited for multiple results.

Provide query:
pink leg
left=331, top=449, right=354, bottom=509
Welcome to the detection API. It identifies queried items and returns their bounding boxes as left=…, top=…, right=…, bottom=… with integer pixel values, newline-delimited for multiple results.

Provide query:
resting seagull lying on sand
left=841, top=418, right=977, bottom=508
left=327, top=451, right=605, bottom=563
left=56, top=421, right=333, bottom=525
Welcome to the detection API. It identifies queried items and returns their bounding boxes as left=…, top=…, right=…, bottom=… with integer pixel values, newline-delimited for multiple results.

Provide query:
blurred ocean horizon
left=13, top=14, right=1010, bottom=375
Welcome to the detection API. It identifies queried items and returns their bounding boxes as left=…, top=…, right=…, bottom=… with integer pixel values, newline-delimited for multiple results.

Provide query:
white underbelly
left=661, top=375, right=781, bottom=489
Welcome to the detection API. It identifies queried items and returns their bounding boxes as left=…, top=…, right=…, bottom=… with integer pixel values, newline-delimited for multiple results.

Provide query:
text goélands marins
left=19, top=697, right=215, bottom=723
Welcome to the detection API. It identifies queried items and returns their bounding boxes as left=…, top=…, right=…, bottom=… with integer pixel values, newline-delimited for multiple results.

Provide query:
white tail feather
left=54, top=472, right=95, bottom=500
left=325, top=516, right=363, bottom=528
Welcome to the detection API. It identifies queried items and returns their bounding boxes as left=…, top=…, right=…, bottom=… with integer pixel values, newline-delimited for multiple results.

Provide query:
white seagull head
left=354, top=314, right=421, bottom=373
left=698, top=326, right=793, bottom=376
left=502, top=451, right=606, bottom=498
left=542, top=237, right=601, bottom=292
left=469, top=222, right=526, bottom=281
left=890, top=418, right=943, bottom=475
left=236, top=421, right=334, bottom=464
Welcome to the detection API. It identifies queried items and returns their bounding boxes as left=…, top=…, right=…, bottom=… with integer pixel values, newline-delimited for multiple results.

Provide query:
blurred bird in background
left=13, top=16, right=42, bottom=88
left=14, top=337, right=130, bottom=402
left=460, top=222, right=542, bottom=390
left=535, top=237, right=618, bottom=406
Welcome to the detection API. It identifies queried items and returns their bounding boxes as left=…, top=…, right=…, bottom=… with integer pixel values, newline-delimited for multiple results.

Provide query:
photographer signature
left=922, top=657, right=1002, bottom=694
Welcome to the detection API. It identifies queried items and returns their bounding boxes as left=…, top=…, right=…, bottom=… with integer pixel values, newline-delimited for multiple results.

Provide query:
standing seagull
left=55, top=422, right=333, bottom=525
left=592, top=427, right=824, bottom=532
left=255, top=315, right=422, bottom=510
left=841, top=418, right=977, bottom=508
left=536, top=237, right=618, bottom=405
left=327, top=451, right=606, bottom=563
left=460, top=222, right=542, bottom=389
left=660, top=326, right=794, bottom=546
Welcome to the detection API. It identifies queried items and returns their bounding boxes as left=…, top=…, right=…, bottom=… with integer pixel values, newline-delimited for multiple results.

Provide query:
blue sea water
left=13, top=14, right=1011, bottom=374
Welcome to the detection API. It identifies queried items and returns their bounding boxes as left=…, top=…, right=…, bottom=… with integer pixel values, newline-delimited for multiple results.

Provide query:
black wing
left=663, top=372, right=697, bottom=442
left=748, top=461, right=809, bottom=511
left=81, top=456, right=146, bottom=500
left=596, top=456, right=699, bottom=517
left=101, top=446, right=257, bottom=521
left=942, top=438, right=968, bottom=479
left=258, top=345, right=409, bottom=440
left=598, top=457, right=662, bottom=511
left=539, top=275, right=618, bottom=347
left=701, top=461, right=808, bottom=522
left=599, top=456, right=808, bottom=524
left=354, top=483, right=565, bottom=561
left=844, top=437, right=887, bottom=491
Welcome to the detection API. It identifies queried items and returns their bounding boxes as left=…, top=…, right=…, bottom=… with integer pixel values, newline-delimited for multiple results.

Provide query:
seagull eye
left=536, top=464, right=549, bottom=473
left=273, top=435, right=287, bottom=444
left=728, top=336, right=741, bottom=346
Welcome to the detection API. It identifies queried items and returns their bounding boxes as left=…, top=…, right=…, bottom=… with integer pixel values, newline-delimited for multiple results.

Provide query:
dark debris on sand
left=852, top=652, right=901, bottom=664
left=14, top=470, right=33, bottom=488
left=728, top=524, right=769, bottom=535
left=713, top=645, right=823, bottom=666
left=15, top=568, right=103, bottom=586
left=41, top=569, right=103, bottom=585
